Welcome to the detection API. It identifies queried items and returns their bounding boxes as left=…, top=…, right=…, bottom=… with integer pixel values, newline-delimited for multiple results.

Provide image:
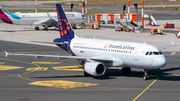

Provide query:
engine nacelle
left=84, top=61, right=106, bottom=76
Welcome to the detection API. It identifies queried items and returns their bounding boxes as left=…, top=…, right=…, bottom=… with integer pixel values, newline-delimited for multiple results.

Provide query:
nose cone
left=156, top=56, right=167, bottom=68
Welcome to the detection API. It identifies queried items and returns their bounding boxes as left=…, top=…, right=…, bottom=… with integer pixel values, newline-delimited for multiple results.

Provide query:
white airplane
left=5, top=4, right=176, bottom=80
left=0, top=6, right=88, bottom=30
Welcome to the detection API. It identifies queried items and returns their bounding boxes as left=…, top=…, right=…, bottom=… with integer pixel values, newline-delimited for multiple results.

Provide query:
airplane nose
left=156, top=56, right=167, bottom=68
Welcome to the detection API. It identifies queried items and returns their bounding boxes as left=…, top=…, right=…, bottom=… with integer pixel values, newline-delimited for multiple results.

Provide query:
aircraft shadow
left=0, top=30, right=16, bottom=32
left=31, top=67, right=180, bottom=81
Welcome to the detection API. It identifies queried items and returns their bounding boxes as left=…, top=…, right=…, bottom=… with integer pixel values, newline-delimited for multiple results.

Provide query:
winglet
left=4, top=51, right=8, bottom=57
left=47, top=12, right=53, bottom=20
left=171, top=41, right=175, bottom=45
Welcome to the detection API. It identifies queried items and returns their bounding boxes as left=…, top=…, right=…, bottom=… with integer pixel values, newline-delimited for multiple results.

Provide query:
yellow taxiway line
left=133, top=77, right=159, bottom=101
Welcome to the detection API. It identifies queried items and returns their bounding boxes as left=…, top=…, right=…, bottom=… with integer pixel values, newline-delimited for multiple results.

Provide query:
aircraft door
left=134, top=47, right=142, bottom=61
left=67, top=43, right=74, bottom=55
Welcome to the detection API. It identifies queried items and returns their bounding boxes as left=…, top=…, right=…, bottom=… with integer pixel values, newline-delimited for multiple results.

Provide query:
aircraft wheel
left=126, top=67, right=131, bottom=74
left=143, top=71, right=149, bottom=80
left=35, top=27, right=39, bottom=30
left=143, top=76, right=149, bottom=80
left=121, top=67, right=127, bottom=74
left=44, top=27, right=48, bottom=31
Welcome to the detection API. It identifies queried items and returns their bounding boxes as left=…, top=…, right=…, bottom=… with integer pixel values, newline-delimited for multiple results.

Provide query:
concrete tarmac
left=0, top=40, right=180, bottom=101
left=0, top=13, right=180, bottom=101
left=0, top=20, right=179, bottom=51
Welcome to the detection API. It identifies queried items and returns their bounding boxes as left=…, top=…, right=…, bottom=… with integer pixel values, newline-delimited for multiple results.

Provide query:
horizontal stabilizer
left=31, top=41, right=63, bottom=45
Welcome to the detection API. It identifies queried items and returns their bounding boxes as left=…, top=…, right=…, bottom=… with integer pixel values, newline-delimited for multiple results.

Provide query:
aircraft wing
left=33, top=12, right=57, bottom=26
left=32, top=19, right=56, bottom=26
left=158, top=42, right=176, bottom=50
left=5, top=51, right=113, bottom=61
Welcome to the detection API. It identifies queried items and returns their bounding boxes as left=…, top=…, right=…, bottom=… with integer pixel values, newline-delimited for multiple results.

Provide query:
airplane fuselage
left=54, top=38, right=167, bottom=70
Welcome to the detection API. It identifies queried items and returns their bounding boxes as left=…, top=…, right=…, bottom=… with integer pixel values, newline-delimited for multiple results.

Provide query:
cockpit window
left=149, top=52, right=152, bottom=55
left=145, top=51, right=162, bottom=55
left=153, top=52, right=159, bottom=55
left=145, top=52, right=149, bottom=55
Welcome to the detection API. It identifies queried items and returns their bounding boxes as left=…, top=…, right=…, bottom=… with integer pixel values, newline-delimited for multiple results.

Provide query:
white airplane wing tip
left=4, top=51, right=8, bottom=57
left=171, top=41, right=175, bottom=45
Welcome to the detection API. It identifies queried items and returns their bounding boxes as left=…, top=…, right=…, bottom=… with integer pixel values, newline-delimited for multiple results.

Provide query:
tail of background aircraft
left=0, top=6, right=13, bottom=24
left=56, top=4, right=75, bottom=39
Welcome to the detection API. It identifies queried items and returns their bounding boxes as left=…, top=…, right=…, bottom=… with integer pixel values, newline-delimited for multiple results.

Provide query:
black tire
left=126, top=68, right=131, bottom=74
left=143, top=76, right=149, bottom=80
left=121, top=68, right=126, bottom=74
left=44, top=27, right=48, bottom=31
left=35, top=27, right=39, bottom=30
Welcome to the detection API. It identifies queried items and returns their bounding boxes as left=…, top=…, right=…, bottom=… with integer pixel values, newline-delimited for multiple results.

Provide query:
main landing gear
left=35, top=26, right=39, bottom=30
left=35, top=26, right=48, bottom=31
left=121, top=67, right=131, bottom=74
left=44, top=27, right=48, bottom=31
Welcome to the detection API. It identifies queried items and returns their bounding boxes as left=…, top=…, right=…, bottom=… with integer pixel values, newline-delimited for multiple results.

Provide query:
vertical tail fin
left=0, top=6, right=6, bottom=14
left=0, top=6, right=13, bottom=24
left=56, top=4, right=75, bottom=39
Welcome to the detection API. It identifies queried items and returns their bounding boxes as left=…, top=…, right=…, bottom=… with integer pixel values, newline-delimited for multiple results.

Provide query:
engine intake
left=84, top=61, right=106, bottom=76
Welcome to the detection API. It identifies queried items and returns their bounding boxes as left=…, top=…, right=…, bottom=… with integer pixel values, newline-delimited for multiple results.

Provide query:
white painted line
left=170, top=52, right=176, bottom=55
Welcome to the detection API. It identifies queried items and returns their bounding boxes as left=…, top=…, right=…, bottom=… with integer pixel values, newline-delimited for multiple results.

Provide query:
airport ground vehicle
left=151, top=28, right=163, bottom=35
left=90, top=23, right=100, bottom=29
left=97, top=20, right=105, bottom=24
left=164, top=23, right=174, bottom=28
left=115, top=27, right=125, bottom=31
left=107, top=20, right=114, bottom=24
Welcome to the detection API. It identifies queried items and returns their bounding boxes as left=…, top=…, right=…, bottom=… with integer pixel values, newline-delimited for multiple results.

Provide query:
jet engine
left=84, top=61, right=106, bottom=76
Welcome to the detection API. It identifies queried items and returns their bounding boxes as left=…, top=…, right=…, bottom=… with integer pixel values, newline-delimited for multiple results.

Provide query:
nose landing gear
left=143, top=70, right=149, bottom=80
